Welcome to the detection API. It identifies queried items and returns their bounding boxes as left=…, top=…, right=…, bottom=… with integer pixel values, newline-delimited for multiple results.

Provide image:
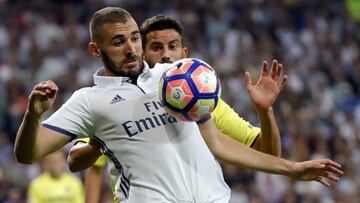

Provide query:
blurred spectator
left=28, top=150, right=84, bottom=203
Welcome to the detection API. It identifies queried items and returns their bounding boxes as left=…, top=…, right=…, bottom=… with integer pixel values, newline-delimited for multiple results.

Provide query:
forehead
left=101, top=18, right=139, bottom=38
left=146, top=29, right=182, bottom=44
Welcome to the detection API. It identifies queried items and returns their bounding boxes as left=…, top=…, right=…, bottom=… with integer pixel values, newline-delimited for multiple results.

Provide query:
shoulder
left=63, top=87, right=98, bottom=107
left=72, top=87, right=97, bottom=97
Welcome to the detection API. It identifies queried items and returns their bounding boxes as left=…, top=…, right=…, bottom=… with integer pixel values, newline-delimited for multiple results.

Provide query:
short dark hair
left=89, top=7, right=132, bottom=43
left=140, top=15, right=184, bottom=48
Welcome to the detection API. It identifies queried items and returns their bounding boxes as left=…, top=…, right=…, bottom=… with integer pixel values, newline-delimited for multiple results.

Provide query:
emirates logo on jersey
left=121, top=100, right=178, bottom=137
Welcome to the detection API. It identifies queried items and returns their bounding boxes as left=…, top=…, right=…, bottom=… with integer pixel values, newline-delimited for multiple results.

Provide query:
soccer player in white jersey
left=15, top=7, right=343, bottom=203
left=68, top=14, right=284, bottom=203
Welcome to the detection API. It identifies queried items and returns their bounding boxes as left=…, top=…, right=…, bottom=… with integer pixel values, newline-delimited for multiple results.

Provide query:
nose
left=161, top=48, right=171, bottom=63
left=124, top=40, right=136, bottom=55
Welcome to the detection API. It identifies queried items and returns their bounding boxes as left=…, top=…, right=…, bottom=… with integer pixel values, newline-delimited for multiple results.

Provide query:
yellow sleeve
left=94, top=155, right=107, bottom=168
left=74, top=137, right=90, bottom=144
left=211, top=99, right=260, bottom=147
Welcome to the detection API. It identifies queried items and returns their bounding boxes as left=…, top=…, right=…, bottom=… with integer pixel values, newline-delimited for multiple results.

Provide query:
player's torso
left=88, top=64, right=230, bottom=202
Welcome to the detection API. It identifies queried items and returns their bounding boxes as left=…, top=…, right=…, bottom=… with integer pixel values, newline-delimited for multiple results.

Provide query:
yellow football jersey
left=211, top=99, right=260, bottom=147
left=28, top=173, right=84, bottom=203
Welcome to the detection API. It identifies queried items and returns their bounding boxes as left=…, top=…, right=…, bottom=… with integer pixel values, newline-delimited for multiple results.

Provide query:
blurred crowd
left=0, top=0, right=359, bottom=202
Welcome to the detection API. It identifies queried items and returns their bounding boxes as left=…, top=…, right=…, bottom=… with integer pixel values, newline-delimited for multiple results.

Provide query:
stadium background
left=0, top=0, right=359, bottom=202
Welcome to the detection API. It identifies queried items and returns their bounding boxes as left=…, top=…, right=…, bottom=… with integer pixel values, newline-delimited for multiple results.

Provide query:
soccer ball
left=159, top=58, right=221, bottom=122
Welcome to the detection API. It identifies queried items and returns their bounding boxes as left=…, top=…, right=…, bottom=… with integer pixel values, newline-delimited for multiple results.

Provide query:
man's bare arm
left=14, top=80, right=71, bottom=164
left=198, top=119, right=343, bottom=187
left=67, top=141, right=102, bottom=172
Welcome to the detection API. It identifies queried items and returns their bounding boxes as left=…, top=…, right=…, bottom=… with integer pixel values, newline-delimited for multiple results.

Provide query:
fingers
left=31, top=90, right=47, bottom=97
left=33, top=80, right=58, bottom=97
left=325, top=172, right=340, bottom=182
left=274, top=63, right=282, bottom=81
left=35, top=80, right=58, bottom=91
left=325, top=164, right=344, bottom=176
left=315, top=159, right=343, bottom=186
left=279, top=75, right=288, bottom=90
left=261, top=61, right=268, bottom=76
left=266, top=59, right=287, bottom=86
left=322, top=159, right=342, bottom=169
left=316, top=159, right=343, bottom=177
left=315, top=171, right=340, bottom=187
left=269, top=60, right=278, bottom=79
left=244, top=71, right=253, bottom=89
left=29, top=80, right=58, bottom=102
left=317, top=170, right=340, bottom=181
left=315, top=177, right=331, bottom=187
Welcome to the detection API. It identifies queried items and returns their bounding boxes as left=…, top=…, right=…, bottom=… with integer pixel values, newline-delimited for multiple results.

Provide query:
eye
left=114, top=40, right=125, bottom=46
left=132, top=35, right=139, bottom=42
left=151, top=44, right=163, bottom=51
left=169, top=43, right=179, bottom=50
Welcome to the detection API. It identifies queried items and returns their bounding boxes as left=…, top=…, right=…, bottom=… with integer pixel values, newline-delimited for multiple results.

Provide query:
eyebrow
left=111, top=30, right=140, bottom=41
left=150, top=39, right=180, bottom=45
left=169, top=39, right=180, bottom=44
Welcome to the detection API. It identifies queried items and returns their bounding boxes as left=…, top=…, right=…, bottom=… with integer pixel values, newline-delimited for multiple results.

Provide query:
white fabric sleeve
left=42, top=88, right=94, bottom=140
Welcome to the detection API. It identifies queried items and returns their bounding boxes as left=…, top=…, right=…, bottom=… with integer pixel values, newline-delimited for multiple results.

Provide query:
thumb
left=244, top=71, right=253, bottom=89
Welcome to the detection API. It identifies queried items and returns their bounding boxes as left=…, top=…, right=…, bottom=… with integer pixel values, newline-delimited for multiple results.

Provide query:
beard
left=100, top=50, right=143, bottom=77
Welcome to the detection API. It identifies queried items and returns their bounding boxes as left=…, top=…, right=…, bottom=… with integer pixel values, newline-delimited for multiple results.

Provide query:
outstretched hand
left=28, top=80, right=58, bottom=116
left=245, top=60, right=288, bottom=111
left=290, top=159, right=344, bottom=187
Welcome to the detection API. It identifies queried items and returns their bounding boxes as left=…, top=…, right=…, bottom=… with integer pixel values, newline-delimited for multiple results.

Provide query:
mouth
left=123, top=59, right=138, bottom=67
left=161, top=59, right=173, bottom=64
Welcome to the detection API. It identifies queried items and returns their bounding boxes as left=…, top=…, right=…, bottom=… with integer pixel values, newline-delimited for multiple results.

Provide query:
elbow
left=274, top=150, right=281, bottom=158
left=206, top=141, right=223, bottom=160
left=14, top=149, right=37, bottom=164
left=67, top=150, right=81, bottom=172
left=67, top=159, right=81, bottom=173
left=68, top=162, right=79, bottom=173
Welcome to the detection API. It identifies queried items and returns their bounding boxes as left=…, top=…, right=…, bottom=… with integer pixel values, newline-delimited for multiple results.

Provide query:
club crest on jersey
left=110, top=95, right=125, bottom=104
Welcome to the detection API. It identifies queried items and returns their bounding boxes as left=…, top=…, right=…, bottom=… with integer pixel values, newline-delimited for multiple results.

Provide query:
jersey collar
left=93, top=61, right=152, bottom=87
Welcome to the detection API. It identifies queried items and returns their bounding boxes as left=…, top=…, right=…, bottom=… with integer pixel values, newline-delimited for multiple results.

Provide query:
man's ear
left=88, top=42, right=101, bottom=58
left=183, top=47, right=189, bottom=58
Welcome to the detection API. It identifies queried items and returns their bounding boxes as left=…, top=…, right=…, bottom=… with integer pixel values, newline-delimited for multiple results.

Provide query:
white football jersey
left=43, top=62, right=231, bottom=203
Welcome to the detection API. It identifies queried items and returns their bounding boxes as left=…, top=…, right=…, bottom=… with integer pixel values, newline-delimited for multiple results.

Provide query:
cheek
left=105, top=47, right=123, bottom=57
left=145, top=51, right=161, bottom=60
left=170, top=51, right=183, bottom=60
left=135, top=42, right=143, bottom=55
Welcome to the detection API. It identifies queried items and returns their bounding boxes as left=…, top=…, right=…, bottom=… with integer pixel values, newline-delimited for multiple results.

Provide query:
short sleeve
left=94, top=155, right=107, bottom=168
left=42, top=89, right=94, bottom=139
left=211, top=99, right=260, bottom=147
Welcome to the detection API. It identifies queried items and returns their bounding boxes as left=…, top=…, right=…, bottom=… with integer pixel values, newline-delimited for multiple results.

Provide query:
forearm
left=68, top=143, right=102, bottom=172
left=254, top=107, right=281, bottom=156
left=14, top=110, right=42, bottom=164
left=199, top=120, right=292, bottom=176
left=218, top=134, right=291, bottom=175
left=85, top=166, right=103, bottom=203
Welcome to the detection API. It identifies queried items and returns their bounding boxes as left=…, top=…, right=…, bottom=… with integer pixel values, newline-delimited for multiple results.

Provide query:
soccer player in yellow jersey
left=68, top=14, right=283, bottom=202
left=28, top=150, right=84, bottom=203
